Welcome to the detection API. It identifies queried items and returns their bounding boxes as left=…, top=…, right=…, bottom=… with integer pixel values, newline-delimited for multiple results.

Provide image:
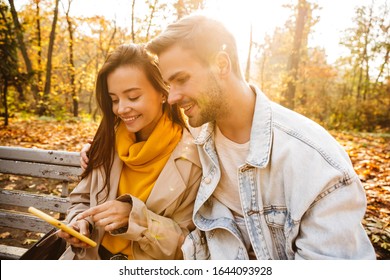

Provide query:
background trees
left=254, top=0, right=389, bottom=131
left=335, top=1, right=390, bottom=131
left=1, top=0, right=389, bottom=132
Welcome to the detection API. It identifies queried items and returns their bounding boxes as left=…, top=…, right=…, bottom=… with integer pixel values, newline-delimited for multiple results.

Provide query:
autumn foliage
left=333, top=132, right=390, bottom=259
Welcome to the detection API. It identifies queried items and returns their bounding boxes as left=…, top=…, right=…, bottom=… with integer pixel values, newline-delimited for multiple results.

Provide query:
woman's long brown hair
left=82, top=44, right=186, bottom=203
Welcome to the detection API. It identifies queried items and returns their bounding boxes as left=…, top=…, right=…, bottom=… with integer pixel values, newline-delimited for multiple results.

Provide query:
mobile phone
left=28, top=206, right=97, bottom=247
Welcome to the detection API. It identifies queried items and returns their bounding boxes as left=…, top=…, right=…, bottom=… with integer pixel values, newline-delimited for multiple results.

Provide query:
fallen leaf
left=22, top=239, right=38, bottom=245
left=0, top=232, right=11, bottom=239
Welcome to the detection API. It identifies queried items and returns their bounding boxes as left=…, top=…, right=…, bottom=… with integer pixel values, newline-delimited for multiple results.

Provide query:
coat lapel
left=146, top=129, right=200, bottom=214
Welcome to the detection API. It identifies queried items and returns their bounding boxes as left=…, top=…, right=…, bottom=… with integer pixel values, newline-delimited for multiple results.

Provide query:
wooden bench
left=0, top=146, right=82, bottom=259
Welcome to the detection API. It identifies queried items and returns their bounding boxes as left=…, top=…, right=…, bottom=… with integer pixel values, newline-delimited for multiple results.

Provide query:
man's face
left=158, top=45, right=227, bottom=127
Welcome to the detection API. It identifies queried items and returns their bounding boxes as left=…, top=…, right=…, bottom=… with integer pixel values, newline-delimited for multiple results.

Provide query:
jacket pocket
left=264, top=207, right=288, bottom=259
left=182, top=228, right=210, bottom=260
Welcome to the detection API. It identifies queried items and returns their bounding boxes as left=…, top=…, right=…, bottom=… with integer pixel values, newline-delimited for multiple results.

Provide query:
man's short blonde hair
left=147, top=14, right=243, bottom=79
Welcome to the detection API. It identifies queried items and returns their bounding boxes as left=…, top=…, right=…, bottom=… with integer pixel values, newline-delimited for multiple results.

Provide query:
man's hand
left=80, top=140, right=92, bottom=170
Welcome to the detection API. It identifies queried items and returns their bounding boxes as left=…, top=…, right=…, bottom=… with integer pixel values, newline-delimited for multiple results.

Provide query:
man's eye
left=177, top=77, right=188, bottom=84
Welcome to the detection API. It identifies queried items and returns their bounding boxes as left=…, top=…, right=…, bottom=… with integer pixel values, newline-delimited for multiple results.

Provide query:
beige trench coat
left=60, top=129, right=201, bottom=260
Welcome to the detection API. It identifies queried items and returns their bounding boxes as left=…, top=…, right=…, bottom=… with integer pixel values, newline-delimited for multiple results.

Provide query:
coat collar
left=193, top=85, right=273, bottom=169
left=144, top=128, right=200, bottom=213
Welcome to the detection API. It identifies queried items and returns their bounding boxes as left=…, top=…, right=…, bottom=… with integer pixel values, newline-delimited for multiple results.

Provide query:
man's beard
left=188, top=73, right=228, bottom=127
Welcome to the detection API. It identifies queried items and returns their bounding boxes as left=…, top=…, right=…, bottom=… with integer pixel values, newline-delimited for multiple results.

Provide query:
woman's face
left=107, top=65, right=165, bottom=141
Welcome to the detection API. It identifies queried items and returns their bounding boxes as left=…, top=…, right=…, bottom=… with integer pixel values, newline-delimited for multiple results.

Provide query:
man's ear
left=214, top=51, right=231, bottom=76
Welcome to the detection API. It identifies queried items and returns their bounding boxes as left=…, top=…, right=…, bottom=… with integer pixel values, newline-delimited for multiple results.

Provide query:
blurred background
left=0, top=0, right=389, bottom=259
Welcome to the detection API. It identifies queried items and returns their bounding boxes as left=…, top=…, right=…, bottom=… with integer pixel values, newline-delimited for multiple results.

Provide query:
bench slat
left=0, top=244, right=27, bottom=260
left=0, top=189, right=70, bottom=213
left=0, top=146, right=80, bottom=166
left=0, top=209, right=57, bottom=232
left=0, top=159, right=82, bottom=181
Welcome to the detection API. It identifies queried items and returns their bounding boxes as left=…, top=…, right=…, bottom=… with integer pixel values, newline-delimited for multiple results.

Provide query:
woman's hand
left=57, top=219, right=91, bottom=248
left=76, top=200, right=132, bottom=232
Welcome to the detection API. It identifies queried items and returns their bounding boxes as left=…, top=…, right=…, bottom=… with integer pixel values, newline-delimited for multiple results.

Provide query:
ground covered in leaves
left=0, top=117, right=389, bottom=259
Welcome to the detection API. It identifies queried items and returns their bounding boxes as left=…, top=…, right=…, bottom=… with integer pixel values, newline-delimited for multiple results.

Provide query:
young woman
left=58, top=44, right=202, bottom=260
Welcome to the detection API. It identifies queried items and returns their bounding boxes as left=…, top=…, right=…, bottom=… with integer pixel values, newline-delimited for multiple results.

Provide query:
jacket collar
left=193, top=85, right=272, bottom=168
left=146, top=129, right=201, bottom=213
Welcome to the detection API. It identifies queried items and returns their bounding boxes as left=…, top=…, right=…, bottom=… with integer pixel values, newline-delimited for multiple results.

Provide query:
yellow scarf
left=101, top=113, right=182, bottom=258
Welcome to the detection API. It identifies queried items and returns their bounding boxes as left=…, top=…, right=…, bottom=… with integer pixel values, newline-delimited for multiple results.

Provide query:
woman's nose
left=117, top=100, right=132, bottom=114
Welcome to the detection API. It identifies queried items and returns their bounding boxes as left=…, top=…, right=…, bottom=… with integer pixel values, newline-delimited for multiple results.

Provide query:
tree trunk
left=176, top=0, right=185, bottom=19
left=362, top=6, right=373, bottom=101
left=8, top=0, right=38, bottom=100
left=259, top=51, right=267, bottom=91
left=0, top=4, right=25, bottom=103
left=41, top=0, right=59, bottom=115
left=281, top=0, right=308, bottom=109
left=2, top=79, right=9, bottom=126
left=146, top=0, right=158, bottom=41
left=101, top=21, right=117, bottom=59
left=64, top=0, right=78, bottom=117
left=35, top=0, right=43, bottom=92
left=131, top=0, right=136, bottom=42
left=374, top=45, right=390, bottom=94
left=245, top=23, right=253, bottom=82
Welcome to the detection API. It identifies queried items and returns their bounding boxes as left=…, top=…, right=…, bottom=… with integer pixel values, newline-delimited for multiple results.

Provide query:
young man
left=145, top=14, right=375, bottom=260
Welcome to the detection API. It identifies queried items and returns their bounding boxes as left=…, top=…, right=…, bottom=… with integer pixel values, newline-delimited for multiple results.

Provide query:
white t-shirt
left=213, top=125, right=249, bottom=215
left=213, top=126, right=256, bottom=259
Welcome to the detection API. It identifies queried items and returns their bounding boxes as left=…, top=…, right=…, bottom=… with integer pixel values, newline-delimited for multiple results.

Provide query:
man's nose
left=167, top=86, right=182, bottom=105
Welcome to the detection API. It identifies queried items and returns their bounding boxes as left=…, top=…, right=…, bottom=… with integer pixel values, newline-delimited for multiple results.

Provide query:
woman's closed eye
left=128, top=96, right=140, bottom=101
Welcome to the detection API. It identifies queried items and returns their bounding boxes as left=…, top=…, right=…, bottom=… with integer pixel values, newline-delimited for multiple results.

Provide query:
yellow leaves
left=365, top=217, right=389, bottom=232
left=22, top=239, right=38, bottom=246
left=0, top=231, right=41, bottom=247
left=4, top=184, right=17, bottom=190
left=0, top=116, right=98, bottom=151
left=0, top=232, right=11, bottom=239
left=332, top=130, right=390, bottom=258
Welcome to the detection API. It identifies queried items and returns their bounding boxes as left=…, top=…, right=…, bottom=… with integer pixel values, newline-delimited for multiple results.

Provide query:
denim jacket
left=182, top=85, right=376, bottom=260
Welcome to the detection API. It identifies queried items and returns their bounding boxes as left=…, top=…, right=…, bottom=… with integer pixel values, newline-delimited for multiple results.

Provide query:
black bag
left=19, top=228, right=67, bottom=260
